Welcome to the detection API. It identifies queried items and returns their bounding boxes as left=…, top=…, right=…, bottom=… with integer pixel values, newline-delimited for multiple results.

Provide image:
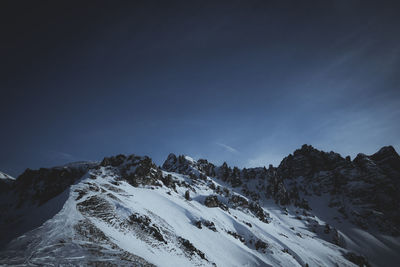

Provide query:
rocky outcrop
left=275, top=144, right=400, bottom=235
left=370, top=146, right=400, bottom=175
left=14, top=162, right=95, bottom=205
left=178, top=237, right=207, bottom=261
left=0, top=173, right=14, bottom=193
left=277, top=144, right=348, bottom=179
left=101, top=154, right=162, bottom=187
left=204, top=195, right=221, bottom=208
left=195, top=220, right=217, bottom=231
left=160, top=145, right=400, bottom=235
left=204, top=195, right=228, bottom=211
left=162, top=153, right=216, bottom=178
left=128, top=213, right=166, bottom=244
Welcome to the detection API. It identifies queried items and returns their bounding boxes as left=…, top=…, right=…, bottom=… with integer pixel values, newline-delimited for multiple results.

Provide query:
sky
left=1, top=0, right=399, bottom=176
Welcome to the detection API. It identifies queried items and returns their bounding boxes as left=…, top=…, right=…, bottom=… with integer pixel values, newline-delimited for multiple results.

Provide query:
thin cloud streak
left=216, top=142, right=239, bottom=154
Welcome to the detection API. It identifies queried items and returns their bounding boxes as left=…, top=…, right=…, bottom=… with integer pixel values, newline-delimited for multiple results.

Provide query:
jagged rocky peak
left=274, top=145, right=400, bottom=235
left=277, top=144, right=347, bottom=178
left=353, top=153, right=380, bottom=174
left=162, top=153, right=196, bottom=170
left=101, top=154, right=144, bottom=167
left=162, top=153, right=187, bottom=171
left=371, top=145, right=400, bottom=171
left=354, top=145, right=399, bottom=162
left=373, top=145, right=399, bottom=158
left=163, top=154, right=274, bottom=195
left=100, top=154, right=158, bottom=171
left=2, top=146, right=400, bottom=266
left=162, top=153, right=216, bottom=178
left=13, top=162, right=95, bottom=205
left=100, top=154, right=162, bottom=187
left=353, top=146, right=400, bottom=176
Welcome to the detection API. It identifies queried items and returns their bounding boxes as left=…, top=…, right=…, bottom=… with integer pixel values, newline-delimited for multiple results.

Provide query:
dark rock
left=195, top=221, right=202, bottom=229
left=229, top=195, right=249, bottom=208
left=344, top=252, right=371, bottom=267
left=128, top=213, right=166, bottom=244
left=194, top=220, right=217, bottom=231
left=185, top=190, right=190, bottom=200
left=204, top=195, right=228, bottom=211
left=15, top=163, right=93, bottom=205
left=77, top=196, right=115, bottom=224
left=202, top=220, right=217, bottom=232
left=249, top=202, right=270, bottom=223
left=204, top=195, right=221, bottom=208
left=162, top=174, right=176, bottom=189
left=255, top=239, right=268, bottom=251
left=100, top=154, right=127, bottom=167
left=162, top=153, right=178, bottom=170
left=227, top=231, right=245, bottom=243
left=120, top=156, right=162, bottom=187
left=178, top=237, right=207, bottom=260
left=209, top=182, right=216, bottom=190
left=277, top=144, right=347, bottom=179
left=324, top=224, right=331, bottom=234
left=74, top=189, right=87, bottom=201
left=243, top=221, right=252, bottom=228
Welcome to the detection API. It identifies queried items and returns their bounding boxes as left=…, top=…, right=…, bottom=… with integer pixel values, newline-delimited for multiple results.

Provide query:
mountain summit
left=0, top=145, right=399, bottom=266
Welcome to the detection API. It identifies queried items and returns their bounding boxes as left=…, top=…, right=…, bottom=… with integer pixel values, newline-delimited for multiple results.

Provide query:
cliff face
left=0, top=145, right=399, bottom=266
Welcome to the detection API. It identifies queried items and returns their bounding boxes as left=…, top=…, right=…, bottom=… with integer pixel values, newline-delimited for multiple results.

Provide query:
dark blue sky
left=1, top=1, right=399, bottom=176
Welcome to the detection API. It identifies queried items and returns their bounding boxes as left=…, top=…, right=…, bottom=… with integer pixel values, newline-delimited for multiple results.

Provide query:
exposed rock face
left=0, top=173, right=14, bottom=193
left=229, top=194, right=249, bottom=208
left=370, top=146, right=400, bottom=174
left=267, top=175, right=290, bottom=205
left=162, top=145, right=400, bottom=236
left=101, top=154, right=162, bottom=187
left=161, top=174, right=176, bottom=189
left=161, top=153, right=179, bottom=171
left=275, top=144, right=400, bottom=235
left=248, top=202, right=271, bottom=223
left=254, top=240, right=268, bottom=251
left=162, top=153, right=216, bottom=178
left=178, top=237, right=207, bottom=261
left=354, top=146, right=400, bottom=179
left=1, top=145, right=399, bottom=266
left=195, top=220, right=217, bottom=232
left=128, top=213, right=166, bottom=244
left=349, top=146, right=400, bottom=233
left=277, top=144, right=348, bottom=179
left=204, top=195, right=221, bottom=208
left=344, top=252, right=371, bottom=267
left=184, top=190, right=190, bottom=200
left=14, top=162, right=95, bottom=205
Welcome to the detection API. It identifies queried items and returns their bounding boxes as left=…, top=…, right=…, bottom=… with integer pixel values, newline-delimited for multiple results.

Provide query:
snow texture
left=0, top=145, right=399, bottom=266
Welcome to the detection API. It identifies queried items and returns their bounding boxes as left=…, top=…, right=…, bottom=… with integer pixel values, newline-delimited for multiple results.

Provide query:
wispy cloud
left=57, top=151, right=74, bottom=159
left=45, top=150, right=76, bottom=162
left=216, top=142, right=239, bottom=154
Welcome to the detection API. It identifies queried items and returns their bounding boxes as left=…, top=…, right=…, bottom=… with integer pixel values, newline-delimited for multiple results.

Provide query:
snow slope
left=0, top=146, right=399, bottom=266
left=0, top=171, right=14, bottom=181
left=0, top=168, right=363, bottom=266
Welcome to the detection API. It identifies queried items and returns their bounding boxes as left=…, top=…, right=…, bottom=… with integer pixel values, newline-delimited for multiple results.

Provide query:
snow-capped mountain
left=0, top=145, right=399, bottom=266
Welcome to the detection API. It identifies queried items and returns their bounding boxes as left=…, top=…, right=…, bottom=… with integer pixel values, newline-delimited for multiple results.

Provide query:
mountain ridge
left=0, top=145, right=399, bottom=266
